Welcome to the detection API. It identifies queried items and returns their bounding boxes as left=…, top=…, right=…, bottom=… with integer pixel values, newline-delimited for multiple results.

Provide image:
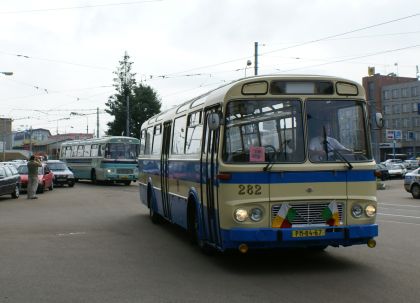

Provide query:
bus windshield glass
left=307, top=100, right=371, bottom=162
left=105, top=143, right=139, bottom=160
left=223, top=99, right=304, bottom=163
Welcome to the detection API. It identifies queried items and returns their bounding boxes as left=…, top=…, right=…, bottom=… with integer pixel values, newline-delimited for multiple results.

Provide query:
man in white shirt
left=309, top=124, right=349, bottom=161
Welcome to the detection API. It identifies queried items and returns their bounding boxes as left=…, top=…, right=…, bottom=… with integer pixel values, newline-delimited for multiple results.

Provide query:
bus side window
left=145, top=127, right=153, bottom=155
left=140, top=130, right=146, bottom=155
left=84, top=144, right=91, bottom=157
left=91, top=144, right=98, bottom=157
left=172, top=115, right=186, bottom=155
left=152, top=124, right=162, bottom=155
left=186, top=111, right=203, bottom=155
left=77, top=145, right=84, bottom=157
left=71, top=146, right=78, bottom=157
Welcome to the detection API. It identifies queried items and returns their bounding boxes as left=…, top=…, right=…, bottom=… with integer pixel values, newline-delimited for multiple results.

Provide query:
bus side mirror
left=208, top=112, right=221, bottom=131
left=375, top=113, right=384, bottom=128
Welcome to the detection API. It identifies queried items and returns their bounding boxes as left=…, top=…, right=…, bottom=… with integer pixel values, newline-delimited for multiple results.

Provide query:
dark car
left=46, top=160, right=75, bottom=187
left=17, top=163, right=54, bottom=193
left=0, top=163, right=21, bottom=199
left=375, top=163, right=390, bottom=181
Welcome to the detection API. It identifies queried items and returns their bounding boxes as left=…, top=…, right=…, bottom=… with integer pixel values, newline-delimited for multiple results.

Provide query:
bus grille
left=271, top=202, right=344, bottom=226
left=116, top=168, right=133, bottom=174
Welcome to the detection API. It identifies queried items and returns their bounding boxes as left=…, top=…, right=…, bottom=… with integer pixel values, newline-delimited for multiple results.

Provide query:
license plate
left=292, top=229, right=325, bottom=238
left=120, top=176, right=128, bottom=179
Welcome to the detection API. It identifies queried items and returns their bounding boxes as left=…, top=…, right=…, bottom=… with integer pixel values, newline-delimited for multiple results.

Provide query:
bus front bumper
left=105, top=174, right=137, bottom=181
left=220, top=224, right=378, bottom=250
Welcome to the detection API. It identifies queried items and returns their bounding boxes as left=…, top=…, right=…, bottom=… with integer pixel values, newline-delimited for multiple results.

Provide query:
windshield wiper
left=322, top=126, right=353, bottom=169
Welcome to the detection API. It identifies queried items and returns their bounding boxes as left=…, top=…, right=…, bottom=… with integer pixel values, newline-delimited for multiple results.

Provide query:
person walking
left=27, top=155, right=42, bottom=199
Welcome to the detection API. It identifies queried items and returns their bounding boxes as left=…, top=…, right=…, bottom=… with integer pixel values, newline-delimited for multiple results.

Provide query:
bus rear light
left=217, top=173, right=231, bottom=180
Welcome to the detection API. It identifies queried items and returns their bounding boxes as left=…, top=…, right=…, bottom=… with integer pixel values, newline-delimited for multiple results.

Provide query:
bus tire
left=123, top=181, right=131, bottom=186
left=411, top=184, right=420, bottom=199
left=188, top=200, right=213, bottom=255
left=91, top=169, right=97, bottom=185
left=148, top=187, right=161, bottom=224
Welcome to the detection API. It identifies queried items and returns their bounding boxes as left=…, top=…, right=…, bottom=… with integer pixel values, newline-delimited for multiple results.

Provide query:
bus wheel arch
left=91, top=169, right=97, bottom=184
left=148, top=183, right=161, bottom=224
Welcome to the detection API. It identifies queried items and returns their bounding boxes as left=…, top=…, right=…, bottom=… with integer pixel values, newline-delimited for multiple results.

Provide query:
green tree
left=105, top=52, right=161, bottom=138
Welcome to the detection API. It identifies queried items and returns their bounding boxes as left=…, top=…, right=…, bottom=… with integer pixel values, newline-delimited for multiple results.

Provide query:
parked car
left=375, top=163, right=390, bottom=181
left=404, top=168, right=420, bottom=198
left=384, top=159, right=404, bottom=166
left=404, top=159, right=419, bottom=170
left=46, top=160, right=75, bottom=187
left=0, top=163, right=21, bottom=199
left=16, top=163, right=54, bottom=193
left=387, top=164, right=407, bottom=179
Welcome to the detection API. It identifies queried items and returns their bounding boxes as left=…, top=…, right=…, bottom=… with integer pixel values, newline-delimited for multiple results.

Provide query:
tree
left=105, top=52, right=161, bottom=138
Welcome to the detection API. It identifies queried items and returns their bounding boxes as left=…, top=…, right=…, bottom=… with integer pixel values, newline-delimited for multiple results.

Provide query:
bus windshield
left=307, top=100, right=371, bottom=162
left=223, top=99, right=304, bottom=163
left=105, top=143, right=139, bottom=160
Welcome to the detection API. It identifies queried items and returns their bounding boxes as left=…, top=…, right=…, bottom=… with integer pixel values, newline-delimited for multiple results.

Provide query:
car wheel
left=68, top=182, right=75, bottom=187
left=11, top=184, right=20, bottom=199
left=411, top=184, right=420, bottom=199
left=38, top=183, right=45, bottom=194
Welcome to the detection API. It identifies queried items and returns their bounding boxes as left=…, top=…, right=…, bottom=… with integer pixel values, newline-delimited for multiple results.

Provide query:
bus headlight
left=234, top=209, right=248, bottom=222
left=106, top=168, right=114, bottom=173
left=250, top=208, right=263, bottom=222
left=365, top=204, right=377, bottom=217
left=351, top=204, right=363, bottom=218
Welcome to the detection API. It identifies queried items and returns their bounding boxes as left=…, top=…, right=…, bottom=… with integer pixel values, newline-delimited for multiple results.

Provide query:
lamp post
left=1, top=72, right=13, bottom=161
left=70, top=112, right=89, bottom=134
left=244, top=60, right=252, bottom=77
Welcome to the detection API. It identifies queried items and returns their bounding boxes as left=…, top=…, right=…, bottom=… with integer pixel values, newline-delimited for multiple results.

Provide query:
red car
left=17, top=163, right=54, bottom=193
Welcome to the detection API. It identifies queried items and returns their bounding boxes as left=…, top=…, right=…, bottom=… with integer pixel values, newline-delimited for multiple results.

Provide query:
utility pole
left=254, top=42, right=258, bottom=76
left=126, top=94, right=130, bottom=136
left=96, top=107, right=99, bottom=138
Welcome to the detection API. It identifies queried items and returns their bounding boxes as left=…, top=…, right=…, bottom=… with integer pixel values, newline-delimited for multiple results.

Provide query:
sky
left=1, top=0, right=419, bottom=137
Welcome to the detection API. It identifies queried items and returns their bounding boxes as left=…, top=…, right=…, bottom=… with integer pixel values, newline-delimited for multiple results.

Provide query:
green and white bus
left=60, top=136, right=140, bottom=185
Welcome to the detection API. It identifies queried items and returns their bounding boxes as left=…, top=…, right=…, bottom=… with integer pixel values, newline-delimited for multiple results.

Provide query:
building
left=380, top=81, right=420, bottom=159
left=362, top=71, right=418, bottom=161
left=0, top=118, right=13, bottom=151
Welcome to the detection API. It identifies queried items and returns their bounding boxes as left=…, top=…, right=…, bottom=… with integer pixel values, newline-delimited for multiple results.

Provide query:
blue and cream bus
left=60, top=136, right=139, bottom=185
left=138, top=75, right=381, bottom=253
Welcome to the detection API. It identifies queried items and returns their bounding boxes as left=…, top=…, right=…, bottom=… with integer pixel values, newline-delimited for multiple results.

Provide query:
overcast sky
left=1, top=0, right=419, bottom=136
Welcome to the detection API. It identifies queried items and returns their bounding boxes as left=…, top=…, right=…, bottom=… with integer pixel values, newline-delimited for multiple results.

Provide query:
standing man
left=27, top=155, right=42, bottom=199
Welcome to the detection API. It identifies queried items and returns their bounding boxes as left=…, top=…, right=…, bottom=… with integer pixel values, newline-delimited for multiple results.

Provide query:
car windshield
left=48, top=163, right=68, bottom=171
left=17, top=165, right=42, bottom=175
left=390, top=164, right=403, bottom=169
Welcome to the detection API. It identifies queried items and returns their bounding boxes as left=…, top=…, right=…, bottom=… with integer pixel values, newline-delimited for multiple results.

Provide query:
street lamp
left=244, top=60, right=252, bottom=77
left=1, top=71, right=13, bottom=161
left=70, top=112, right=89, bottom=134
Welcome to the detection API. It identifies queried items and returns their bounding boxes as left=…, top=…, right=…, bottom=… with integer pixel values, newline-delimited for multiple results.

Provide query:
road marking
left=378, top=219, right=420, bottom=226
left=380, top=203, right=420, bottom=208
left=378, top=213, right=420, bottom=219
left=57, top=232, right=87, bottom=236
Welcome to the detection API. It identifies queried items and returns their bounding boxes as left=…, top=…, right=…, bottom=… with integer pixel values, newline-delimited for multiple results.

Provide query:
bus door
left=161, top=122, right=172, bottom=220
left=200, top=107, right=221, bottom=246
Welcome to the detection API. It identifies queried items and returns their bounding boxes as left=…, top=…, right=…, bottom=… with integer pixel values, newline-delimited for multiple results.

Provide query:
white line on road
left=378, top=219, right=420, bottom=226
left=380, top=203, right=420, bottom=208
left=378, top=213, right=420, bottom=219
left=56, top=232, right=87, bottom=236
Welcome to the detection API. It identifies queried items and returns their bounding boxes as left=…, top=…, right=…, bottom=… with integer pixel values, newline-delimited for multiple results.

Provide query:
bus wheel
left=189, top=205, right=213, bottom=255
left=411, top=184, right=420, bottom=199
left=148, top=191, right=161, bottom=224
left=123, top=181, right=131, bottom=186
left=91, top=170, right=97, bottom=185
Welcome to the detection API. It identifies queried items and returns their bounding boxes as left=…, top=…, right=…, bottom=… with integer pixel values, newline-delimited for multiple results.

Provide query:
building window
left=412, top=87, right=418, bottom=97
left=402, top=104, right=410, bottom=113
left=392, top=104, right=400, bottom=114
left=392, top=89, right=399, bottom=98
left=403, top=118, right=409, bottom=128
left=384, top=105, right=391, bottom=114
left=402, top=88, right=409, bottom=98
left=384, top=90, right=390, bottom=100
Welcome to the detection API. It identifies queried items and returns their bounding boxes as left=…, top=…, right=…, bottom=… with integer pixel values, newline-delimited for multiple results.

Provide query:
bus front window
left=105, top=143, right=139, bottom=159
left=223, top=99, right=304, bottom=163
left=307, top=100, right=371, bottom=162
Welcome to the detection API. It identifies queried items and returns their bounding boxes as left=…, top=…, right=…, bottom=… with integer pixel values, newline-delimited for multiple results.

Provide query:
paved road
left=0, top=180, right=419, bottom=303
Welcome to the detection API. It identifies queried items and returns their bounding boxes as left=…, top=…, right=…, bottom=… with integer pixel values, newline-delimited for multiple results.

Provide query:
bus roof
left=141, top=74, right=364, bottom=129
left=61, top=136, right=140, bottom=146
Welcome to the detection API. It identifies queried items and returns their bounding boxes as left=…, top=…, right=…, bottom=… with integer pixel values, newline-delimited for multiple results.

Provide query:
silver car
left=46, top=160, right=75, bottom=187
